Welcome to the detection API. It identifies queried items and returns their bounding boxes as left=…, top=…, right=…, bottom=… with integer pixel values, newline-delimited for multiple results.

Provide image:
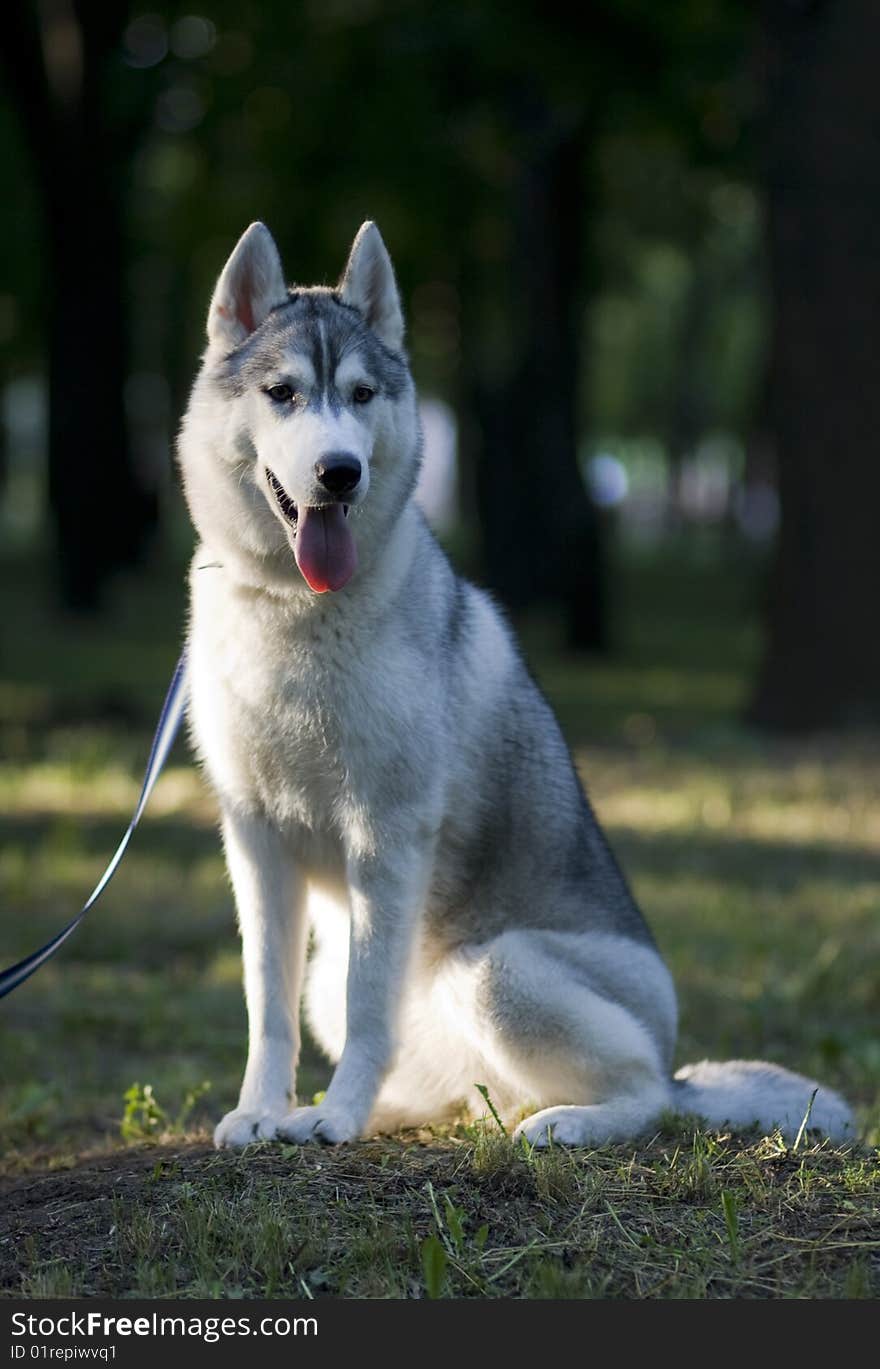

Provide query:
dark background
left=2, top=0, right=879, bottom=731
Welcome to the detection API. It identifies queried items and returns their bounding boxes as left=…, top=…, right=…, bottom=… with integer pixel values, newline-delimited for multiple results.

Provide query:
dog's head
left=179, top=222, right=420, bottom=593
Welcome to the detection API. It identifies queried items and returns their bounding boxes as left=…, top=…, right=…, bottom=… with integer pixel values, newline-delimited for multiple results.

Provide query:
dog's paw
left=514, top=1105, right=599, bottom=1149
left=213, top=1108, right=284, bottom=1149
left=277, top=1104, right=361, bottom=1145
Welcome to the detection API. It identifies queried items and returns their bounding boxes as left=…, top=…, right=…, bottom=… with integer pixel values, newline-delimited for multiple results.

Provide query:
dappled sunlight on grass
left=0, top=762, right=215, bottom=823
left=579, top=746, right=880, bottom=850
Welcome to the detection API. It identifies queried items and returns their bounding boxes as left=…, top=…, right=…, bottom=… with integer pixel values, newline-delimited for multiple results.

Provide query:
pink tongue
left=294, top=505, right=357, bottom=593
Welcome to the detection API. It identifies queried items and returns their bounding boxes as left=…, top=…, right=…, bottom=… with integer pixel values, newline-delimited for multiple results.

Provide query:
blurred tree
left=452, top=2, right=665, bottom=650
left=0, top=0, right=762, bottom=647
left=751, top=0, right=880, bottom=729
left=587, top=3, right=762, bottom=490
left=464, top=98, right=608, bottom=648
left=1, top=1, right=157, bottom=609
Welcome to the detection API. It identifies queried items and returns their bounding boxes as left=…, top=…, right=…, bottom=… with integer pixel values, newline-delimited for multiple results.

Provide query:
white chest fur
left=187, top=561, right=435, bottom=867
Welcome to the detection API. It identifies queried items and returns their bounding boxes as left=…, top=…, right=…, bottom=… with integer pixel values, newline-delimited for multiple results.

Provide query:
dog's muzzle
left=265, top=467, right=356, bottom=594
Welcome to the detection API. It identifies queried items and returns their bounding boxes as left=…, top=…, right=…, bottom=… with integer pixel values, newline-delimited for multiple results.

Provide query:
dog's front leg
left=279, top=842, right=428, bottom=1145
left=214, top=809, right=308, bottom=1149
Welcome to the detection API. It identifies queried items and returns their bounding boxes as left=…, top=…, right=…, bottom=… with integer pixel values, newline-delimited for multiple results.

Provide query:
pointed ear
left=338, top=221, right=404, bottom=351
left=207, top=222, right=288, bottom=348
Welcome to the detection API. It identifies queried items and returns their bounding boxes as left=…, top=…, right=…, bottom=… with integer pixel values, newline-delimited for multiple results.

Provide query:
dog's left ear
left=338, top=222, right=404, bottom=351
left=207, top=222, right=288, bottom=348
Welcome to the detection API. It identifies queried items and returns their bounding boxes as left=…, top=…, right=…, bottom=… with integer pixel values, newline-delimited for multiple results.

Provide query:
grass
left=5, top=1130, right=878, bottom=1299
left=1, top=535, right=878, bottom=1299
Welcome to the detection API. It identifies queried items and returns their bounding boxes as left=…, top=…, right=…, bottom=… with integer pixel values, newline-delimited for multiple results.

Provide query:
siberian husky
left=177, top=221, right=854, bottom=1150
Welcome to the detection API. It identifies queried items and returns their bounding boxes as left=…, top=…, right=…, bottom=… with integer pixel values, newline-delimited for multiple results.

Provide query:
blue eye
left=353, top=385, right=375, bottom=405
left=266, top=384, right=294, bottom=404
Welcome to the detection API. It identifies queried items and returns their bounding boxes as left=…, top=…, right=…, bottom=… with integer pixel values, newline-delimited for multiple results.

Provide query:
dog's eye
left=266, top=384, right=295, bottom=404
left=352, top=385, right=375, bottom=405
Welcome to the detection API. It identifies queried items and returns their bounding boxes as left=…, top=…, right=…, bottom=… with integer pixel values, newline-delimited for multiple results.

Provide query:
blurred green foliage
left=0, top=1, right=762, bottom=508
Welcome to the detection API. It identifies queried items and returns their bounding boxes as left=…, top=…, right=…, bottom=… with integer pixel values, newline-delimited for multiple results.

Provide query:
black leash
left=0, top=650, right=190, bottom=1000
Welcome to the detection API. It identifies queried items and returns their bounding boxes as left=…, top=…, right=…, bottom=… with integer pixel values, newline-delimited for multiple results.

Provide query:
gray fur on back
left=413, top=535, right=655, bottom=950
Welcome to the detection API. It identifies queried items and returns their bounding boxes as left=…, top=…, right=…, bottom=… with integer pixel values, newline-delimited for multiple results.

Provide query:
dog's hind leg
left=440, top=928, right=677, bottom=1148
left=365, top=926, right=677, bottom=1144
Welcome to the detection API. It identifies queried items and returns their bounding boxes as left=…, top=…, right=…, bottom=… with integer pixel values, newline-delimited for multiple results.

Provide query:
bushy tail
left=672, top=1059, right=854, bottom=1143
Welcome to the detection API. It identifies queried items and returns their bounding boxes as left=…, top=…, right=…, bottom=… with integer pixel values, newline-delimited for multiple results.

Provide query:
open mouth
left=265, top=468, right=356, bottom=594
left=266, top=468, right=351, bottom=531
left=267, top=468, right=299, bottom=529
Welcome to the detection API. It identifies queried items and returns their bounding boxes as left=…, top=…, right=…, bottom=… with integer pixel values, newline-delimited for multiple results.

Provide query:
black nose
left=315, top=453, right=362, bottom=496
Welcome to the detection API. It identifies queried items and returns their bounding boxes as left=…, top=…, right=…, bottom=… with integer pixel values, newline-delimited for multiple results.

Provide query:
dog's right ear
left=338, top=222, right=404, bottom=351
left=207, top=222, right=288, bottom=348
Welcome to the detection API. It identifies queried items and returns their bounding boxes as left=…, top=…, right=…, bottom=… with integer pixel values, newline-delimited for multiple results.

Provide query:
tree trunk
left=45, top=161, right=157, bottom=610
left=750, top=0, right=880, bottom=729
left=1, top=2, right=157, bottom=610
left=470, top=105, right=607, bottom=651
